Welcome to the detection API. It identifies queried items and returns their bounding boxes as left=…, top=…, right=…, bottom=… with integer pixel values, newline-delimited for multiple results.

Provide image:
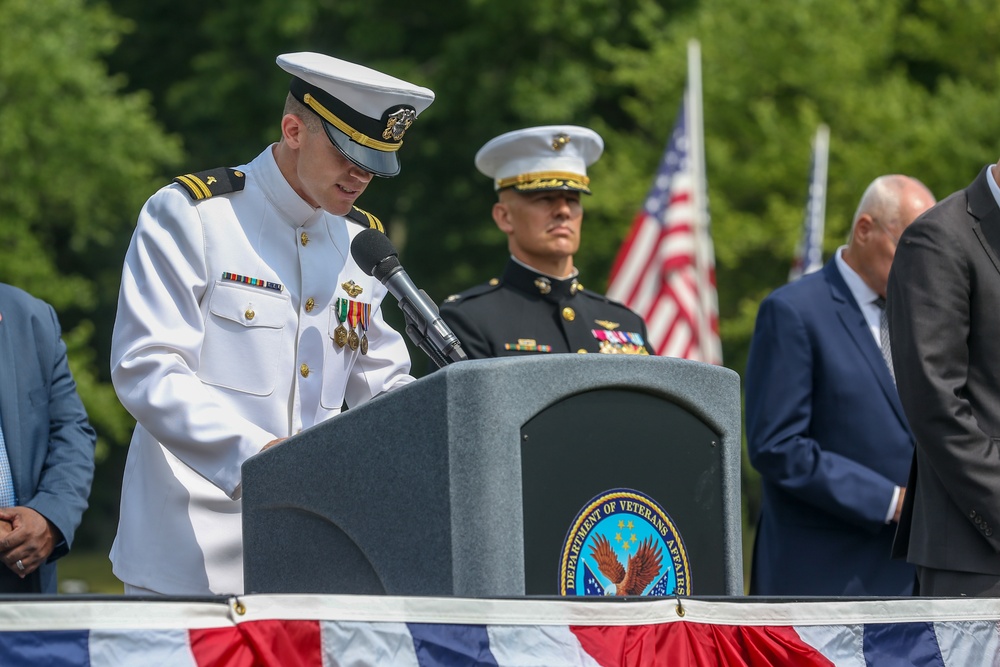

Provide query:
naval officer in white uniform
left=110, top=52, right=434, bottom=595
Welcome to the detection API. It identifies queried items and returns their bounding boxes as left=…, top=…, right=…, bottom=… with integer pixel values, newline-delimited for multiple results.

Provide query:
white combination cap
left=277, top=52, right=435, bottom=177
left=474, top=125, right=604, bottom=194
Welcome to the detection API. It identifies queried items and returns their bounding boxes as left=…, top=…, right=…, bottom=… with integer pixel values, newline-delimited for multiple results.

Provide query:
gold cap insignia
left=551, top=133, right=571, bottom=151
left=342, top=280, right=364, bottom=297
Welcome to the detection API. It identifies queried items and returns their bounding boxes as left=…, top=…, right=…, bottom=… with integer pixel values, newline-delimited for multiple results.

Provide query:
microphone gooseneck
left=350, top=229, right=468, bottom=368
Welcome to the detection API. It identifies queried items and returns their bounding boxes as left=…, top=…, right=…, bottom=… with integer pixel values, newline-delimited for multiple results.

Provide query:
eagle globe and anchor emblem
left=558, top=488, right=691, bottom=597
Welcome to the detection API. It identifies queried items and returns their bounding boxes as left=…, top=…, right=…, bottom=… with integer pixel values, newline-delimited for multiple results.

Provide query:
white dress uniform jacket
left=110, top=145, right=413, bottom=595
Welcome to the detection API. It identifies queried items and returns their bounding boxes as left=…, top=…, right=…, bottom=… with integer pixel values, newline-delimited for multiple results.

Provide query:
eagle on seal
left=589, top=533, right=663, bottom=596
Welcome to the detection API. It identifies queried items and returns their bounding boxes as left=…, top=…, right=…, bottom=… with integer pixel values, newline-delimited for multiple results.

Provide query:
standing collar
left=502, top=257, right=583, bottom=302
left=250, top=144, right=322, bottom=228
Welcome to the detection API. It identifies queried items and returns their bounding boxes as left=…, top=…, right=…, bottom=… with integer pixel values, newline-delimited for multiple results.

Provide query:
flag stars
left=618, top=520, right=625, bottom=530
left=615, top=533, right=623, bottom=543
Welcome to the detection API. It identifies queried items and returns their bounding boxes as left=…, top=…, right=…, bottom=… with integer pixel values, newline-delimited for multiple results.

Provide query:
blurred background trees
left=3, top=0, right=998, bottom=588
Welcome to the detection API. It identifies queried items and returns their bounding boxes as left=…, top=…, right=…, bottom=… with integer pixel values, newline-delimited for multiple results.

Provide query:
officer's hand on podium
left=262, top=438, right=287, bottom=452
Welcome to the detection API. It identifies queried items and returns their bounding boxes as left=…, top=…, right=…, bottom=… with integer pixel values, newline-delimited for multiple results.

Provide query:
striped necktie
left=874, top=296, right=895, bottom=382
left=0, top=412, right=15, bottom=507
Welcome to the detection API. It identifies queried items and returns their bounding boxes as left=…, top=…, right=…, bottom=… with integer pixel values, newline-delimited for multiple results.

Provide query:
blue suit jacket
left=0, top=284, right=95, bottom=593
left=745, top=259, right=914, bottom=596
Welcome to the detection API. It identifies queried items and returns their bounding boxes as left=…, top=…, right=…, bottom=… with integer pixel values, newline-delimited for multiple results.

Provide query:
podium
left=242, top=355, right=742, bottom=596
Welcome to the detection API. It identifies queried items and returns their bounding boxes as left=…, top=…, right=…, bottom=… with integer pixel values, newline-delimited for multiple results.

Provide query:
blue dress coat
left=0, top=284, right=95, bottom=592
left=745, top=259, right=914, bottom=596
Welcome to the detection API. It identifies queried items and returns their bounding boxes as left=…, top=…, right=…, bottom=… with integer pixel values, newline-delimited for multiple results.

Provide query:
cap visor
left=323, top=122, right=400, bottom=177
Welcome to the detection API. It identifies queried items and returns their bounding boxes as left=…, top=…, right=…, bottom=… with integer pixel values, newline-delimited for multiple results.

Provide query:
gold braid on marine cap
left=496, top=171, right=591, bottom=194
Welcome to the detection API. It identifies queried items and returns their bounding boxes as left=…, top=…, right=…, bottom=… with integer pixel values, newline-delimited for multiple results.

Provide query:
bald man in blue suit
left=0, top=283, right=95, bottom=593
left=746, top=175, right=935, bottom=596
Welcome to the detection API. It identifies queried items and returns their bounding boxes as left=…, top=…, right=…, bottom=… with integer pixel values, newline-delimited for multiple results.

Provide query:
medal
left=334, top=325, right=348, bottom=348
left=333, top=298, right=349, bottom=348
left=357, top=300, right=371, bottom=356
left=348, top=329, right=360, bottom=350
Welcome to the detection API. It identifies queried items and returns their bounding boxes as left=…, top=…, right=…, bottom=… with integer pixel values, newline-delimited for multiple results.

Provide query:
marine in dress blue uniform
left=439, top=126, right=650, bottom=358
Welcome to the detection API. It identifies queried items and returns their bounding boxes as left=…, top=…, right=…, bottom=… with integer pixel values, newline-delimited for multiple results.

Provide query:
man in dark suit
left=439, top=125, right=650, bottom=358
left=746, top=175, right=935, bottom=596
left=888, top=161, right=1000, bottom=597
left=0, top=283, right=96, bottom=593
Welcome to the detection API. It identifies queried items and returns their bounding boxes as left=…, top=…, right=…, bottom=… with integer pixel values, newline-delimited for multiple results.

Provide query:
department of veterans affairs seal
left=558, top=488, right=691, bottom=596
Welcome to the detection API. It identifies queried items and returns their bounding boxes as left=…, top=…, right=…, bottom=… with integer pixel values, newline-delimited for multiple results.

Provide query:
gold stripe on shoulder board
left=353, top=206, right=384, bottom=232
left=176, top=174, right=212, bottom=200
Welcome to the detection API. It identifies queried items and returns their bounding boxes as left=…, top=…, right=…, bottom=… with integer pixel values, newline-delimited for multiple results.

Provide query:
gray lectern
left=242, top=355, right=742, bottom=597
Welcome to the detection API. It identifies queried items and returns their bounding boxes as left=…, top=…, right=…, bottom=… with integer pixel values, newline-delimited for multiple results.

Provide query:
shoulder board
left=346, top=206, right=384, bottom=232
left=442, top=279, right=502, bottom=305
left=173, top=168, right=246, bottom=201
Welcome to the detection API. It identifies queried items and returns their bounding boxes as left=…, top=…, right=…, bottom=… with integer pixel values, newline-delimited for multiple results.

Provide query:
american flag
left=606, top=43, right=721, bottom=363
left=788, top=124, right=829, bottom=282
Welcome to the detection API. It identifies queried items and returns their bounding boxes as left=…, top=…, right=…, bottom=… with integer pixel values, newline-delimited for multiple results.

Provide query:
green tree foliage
left=32, top=0, right=1000, bottom=556
left=0, top=0, right=181, bottom=547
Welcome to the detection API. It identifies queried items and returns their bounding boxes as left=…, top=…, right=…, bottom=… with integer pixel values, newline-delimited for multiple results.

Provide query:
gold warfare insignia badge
left=558, top=488, right=691, bottom=596
left=342, top=280, right=364, bottom=298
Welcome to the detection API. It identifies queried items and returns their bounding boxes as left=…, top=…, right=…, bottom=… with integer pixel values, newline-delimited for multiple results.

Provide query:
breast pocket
left=199, top=283, right=289, bottom=396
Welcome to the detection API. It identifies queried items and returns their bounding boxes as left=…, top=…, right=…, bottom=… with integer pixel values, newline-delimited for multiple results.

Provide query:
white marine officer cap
left=475, top=125, right=604, bottom=195
left=277, top=52, right=435, bottom=178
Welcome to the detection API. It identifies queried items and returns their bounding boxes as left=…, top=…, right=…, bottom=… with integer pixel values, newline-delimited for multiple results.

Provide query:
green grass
left=57, top=550, right=122, bottom=595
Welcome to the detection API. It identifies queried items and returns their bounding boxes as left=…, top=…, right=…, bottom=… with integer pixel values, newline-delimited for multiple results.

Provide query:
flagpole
left=686, top=39, right=721, bottom=364
left=788, top=124, right=830, bottom=282
left=811, top=123, right=830, bottom=264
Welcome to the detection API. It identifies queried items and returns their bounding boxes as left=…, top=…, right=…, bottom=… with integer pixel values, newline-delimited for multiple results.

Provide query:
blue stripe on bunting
left=0, top=630, right=90, bottom=667
left=863, top=622, right=944, bottom=667
left=407, top=622, right=499, bottom=667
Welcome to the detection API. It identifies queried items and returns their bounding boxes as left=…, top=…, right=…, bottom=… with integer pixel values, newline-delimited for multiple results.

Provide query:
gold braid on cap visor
left=303, top=93, right=402, bottom=153
left=496, top=171, right=591, bottom=192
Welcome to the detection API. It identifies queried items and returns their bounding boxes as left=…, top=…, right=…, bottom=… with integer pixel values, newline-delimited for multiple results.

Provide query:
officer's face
left=288, top=117, right=374, bottom=215
left=494, top=189, right=583, bottom=273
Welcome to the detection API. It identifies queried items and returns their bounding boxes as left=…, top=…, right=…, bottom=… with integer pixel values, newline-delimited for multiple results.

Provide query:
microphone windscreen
left=350, top=228, right=399, bottom=278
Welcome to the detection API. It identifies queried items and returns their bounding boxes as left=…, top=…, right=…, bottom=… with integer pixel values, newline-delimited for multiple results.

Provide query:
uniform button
left=975, top=516, right=983, bottom=525
left=577, top=349, right=588, bottom=354
left=300, top=232, right=309, bottom=246
left=300, top=363, right=310, bottom=378
left=305, top=297, right=315, bottom=312
left=245, top=309, right=255, bottom=320
left=971, top=510, right=978, bottom=519
left=988, top=528, right=994, bottom=536
left=562, top=307, right=576, bottom=321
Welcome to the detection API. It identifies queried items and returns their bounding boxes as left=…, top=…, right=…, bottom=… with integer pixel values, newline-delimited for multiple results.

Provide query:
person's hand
left=0, top=507, right=57, bottom=578
left=262, top=437, right=287, bottom=451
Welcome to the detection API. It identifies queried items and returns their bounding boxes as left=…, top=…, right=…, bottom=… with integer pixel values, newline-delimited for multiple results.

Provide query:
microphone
left=350, top=228, right=468, bottom=368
